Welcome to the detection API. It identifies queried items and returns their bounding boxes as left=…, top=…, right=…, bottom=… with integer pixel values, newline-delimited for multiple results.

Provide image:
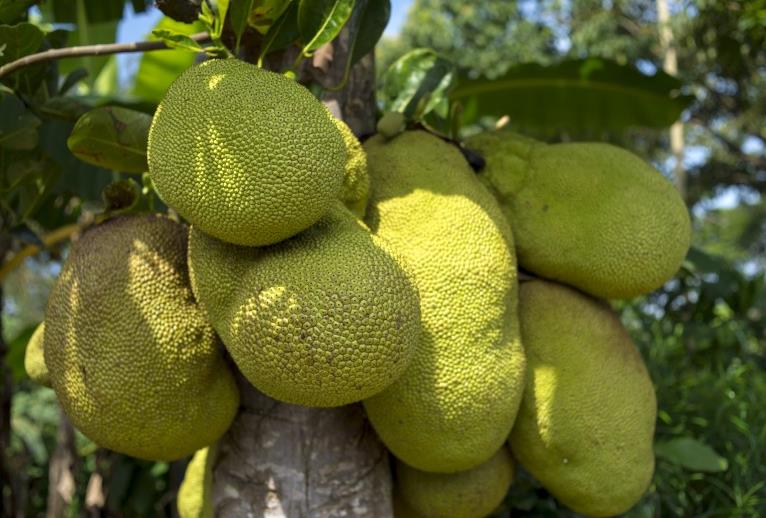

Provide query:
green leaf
left=0, top=94, right=41, bottom=150
left=152, top=29, right=205, bottom=52
left=246, top=0, right=292, bottom=34
left=6, top=324, right=36, bottom=382
left=49, top=0, right=123, bottom=23
left=133, top=17, right=204, bottom=104
left=67, top=106, right=151, bottom=173
left=0, top=22, right=45, bottom=92
left=348, top=0, right=389, bottom=66
left=256, top=1, right=300, bottom=65
left=213, top=0, right=230, bottom=39
left=0, top=0, right=37, bottom=25
left=450, top=58, right=694, bottom=132
left=655, top=437, right=729, bottom=472
left=380, top=48, right=456, bottom=120
left=297, top=0, right=354, bottom=55
left=229, top=0, right=257, bottom=50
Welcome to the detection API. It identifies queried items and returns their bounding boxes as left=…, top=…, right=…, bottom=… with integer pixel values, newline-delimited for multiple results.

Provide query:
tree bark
left=45, top=412, right=78, bottom=518
left=656, top=0, right=686, bottom=199
left=211, top=28, right=392, bottom=518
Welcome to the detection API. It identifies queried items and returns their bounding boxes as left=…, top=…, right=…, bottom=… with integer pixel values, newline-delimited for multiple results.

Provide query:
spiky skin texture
left=511, top=280, right=656, bottom=517
left=147, top=58, right=346, bottom=246
left=188, top=203, right=420, bottom=408
left=44, top=215, right=239, bottom=461
left=362, top=131, right=526, bottom=473
left=24, top=322, right=50, bottom=387
left=333, top=117, right=370, bottom=218
left=466, top=131, right=692, bottom=300
left=396, top=446, right=514, bottom=518
left=177, top=446, right=215, bottom=518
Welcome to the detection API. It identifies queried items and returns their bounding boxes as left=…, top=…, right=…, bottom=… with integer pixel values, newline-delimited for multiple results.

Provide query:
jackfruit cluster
left=30, top=57, right=690, bottom=517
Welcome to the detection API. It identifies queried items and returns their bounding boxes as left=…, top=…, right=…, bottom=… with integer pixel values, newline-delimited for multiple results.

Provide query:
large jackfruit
left=24, top=322, right=50, bottom=387
left=44, top=215, right=239, bottom=461
left=362, top=131, right=526, bottom=473
left=466, top=131, right=691, bottom=299
left=177, top=446, right=216, bottom=518
left=333, top=117, right=370, bottom=218
left=188, top=203, right=420, bottom=407
left=511, top=279, right=656, bottom=517
left=147, top=58, right=346, bottom=246
left=396, top=446, right=514, bottom=518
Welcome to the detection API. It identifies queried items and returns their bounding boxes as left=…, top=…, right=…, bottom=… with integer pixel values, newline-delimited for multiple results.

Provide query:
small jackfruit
left=44, top=215, right=239, bottom=461
left=466, top=131, right=692, bottom=299
left=362, top=131, right=526, bottom=473
left=510, top=279, right=656, bottom=517
left=188, top=203, right=420, bottom=407
left=396, top=446, right=514, bottom=518
left=177, top=446, right=216, bottom=518
left=147, top=58, right=346, bottom=246
left=333, top=117, right=370, bottom=218
left=24, top=322, right=50, bottom=387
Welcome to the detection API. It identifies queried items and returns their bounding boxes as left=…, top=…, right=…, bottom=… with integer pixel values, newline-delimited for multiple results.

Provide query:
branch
left=0, top=32, right=211, bottom=79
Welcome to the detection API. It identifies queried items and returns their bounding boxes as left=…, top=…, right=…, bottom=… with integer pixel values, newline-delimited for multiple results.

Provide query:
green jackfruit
left=188, top=203, right=420, bottom=407
left=177, top=446, right=216, bottom=518
left=148, top=58, right=346, bottom=246
left=466, top=131, right=692, bottom=299
left=44, top=215, right=239, bottom=461
left=511, top=279, right=656, bottom=517
left=333, top=117, right=370, bottom=218
left=396, top=446, right=514, bottom=518
left=362, top=131, right=526, bottom=473
left=24, top=322, right=50, bottom=387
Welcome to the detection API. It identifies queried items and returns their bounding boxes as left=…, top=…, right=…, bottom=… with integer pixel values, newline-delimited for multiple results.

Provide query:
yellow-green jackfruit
left=511, top=279, right=656, bottom=517
left=466, top=131, right=691, bottom=299
left=333, top=117, right=370, bottom=218
left=396, top=446, right=514, bottom=518
left=24, top=322, right=50, bottom=387
left=147, top=58, right=346, bottom=246
left=188, top=203, right=420, bottom=407
left=44, top=215, right=239, bottom=461
left=177, top=446, right=216, bottom=518
left=362, top=131, right=526, bottom=473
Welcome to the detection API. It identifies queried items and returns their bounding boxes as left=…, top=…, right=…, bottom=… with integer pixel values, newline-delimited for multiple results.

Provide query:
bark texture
left=211, top=27, right=392, bottom=518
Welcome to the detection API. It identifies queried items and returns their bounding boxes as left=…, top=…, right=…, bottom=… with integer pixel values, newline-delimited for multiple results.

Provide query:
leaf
left=654, top=437, right=729, bottom=472
left=0, top=0, right=37, bottom=24
left=297, top=0, right=354, bottom=55
left=0, top=22, right=45, bottom=92
left=0, top=94, right=41, bottom=150
left=133, top=17, right=204, bottom=104
left=152, top=29, right=205, bottom=52
left=256, top=1, right=300, bottom=65
left=247, top=0, right=292, bottom=34
left=66, top=106, right=151, bottom=173
left=58, top=67, right=89, bottom=95
left=50, top=0, right=124, bottom=23
left=348, top=0, right=389, bottom=66
left=102, top=178, right=140, bottom=213
left=380, top=48, right=457, bottom=120
left=450, top=58, right=694, bottom=132
left=213, top=0, right=230, bottom=39
left=229, top=0, right=257, bottom=50
left=5, top=324, right=36, bottom=382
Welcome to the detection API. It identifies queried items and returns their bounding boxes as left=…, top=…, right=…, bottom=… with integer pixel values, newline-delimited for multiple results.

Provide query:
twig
left=0, top=32, right=211, bottom=79
left=0, top=223, right=79, bottom=283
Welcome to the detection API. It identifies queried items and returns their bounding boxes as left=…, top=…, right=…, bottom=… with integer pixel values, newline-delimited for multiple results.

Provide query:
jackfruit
left=24, top=322, right=50, bottom=387
left=147, top=58, right=346, bottom=246
left=333, top=117, right=370, bottom=218
left=466, top=131, right=691, bottom=299
left=362, top=131, right=526, bottom=473
left=396, top=446, right=514, bottom=518
left=177, top=446, right=216, bottom=518
left=510, top=279, right=656, bottom=517
left=188, top=203, right=420, bottom=407
left=44, top=215, right=239, bottom=461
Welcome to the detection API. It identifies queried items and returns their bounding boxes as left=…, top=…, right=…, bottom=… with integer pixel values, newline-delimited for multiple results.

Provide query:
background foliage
left=1, top=0, right=764, bottom=516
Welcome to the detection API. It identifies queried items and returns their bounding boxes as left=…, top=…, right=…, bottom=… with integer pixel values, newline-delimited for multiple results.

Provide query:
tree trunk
left=211, top=29, right=392, bottom=518
left=45, top=412, right=78, bottom=518
left=656, top=0, right=686, bottom=199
